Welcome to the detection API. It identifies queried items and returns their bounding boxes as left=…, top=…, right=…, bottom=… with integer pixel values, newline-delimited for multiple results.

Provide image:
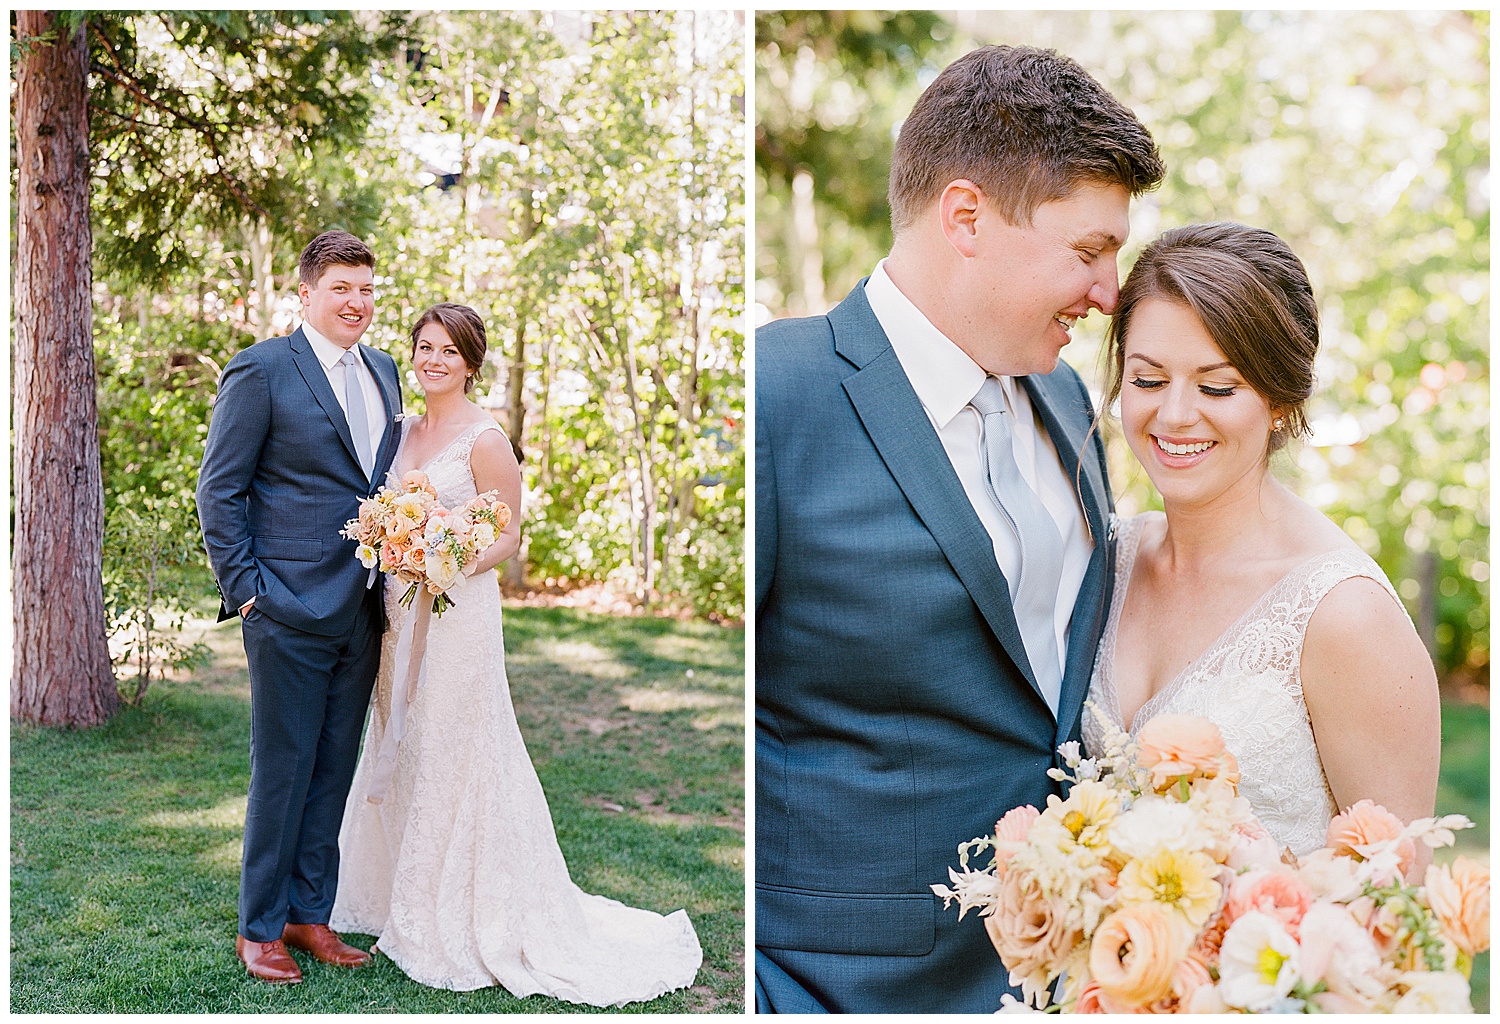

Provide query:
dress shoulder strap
left=1279, top=546, right=1405, bottom=638
left=449, top=419, right=506, bottom=466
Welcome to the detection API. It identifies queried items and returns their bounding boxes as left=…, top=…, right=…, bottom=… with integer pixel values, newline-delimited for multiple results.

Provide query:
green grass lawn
left=12, top=605, right=745, bottom=1013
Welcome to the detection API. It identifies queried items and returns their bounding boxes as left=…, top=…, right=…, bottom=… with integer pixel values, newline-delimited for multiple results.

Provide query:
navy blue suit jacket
left=754, top=282, right=1114, bottom=1013
left=197, top=328, right=403, bottom=636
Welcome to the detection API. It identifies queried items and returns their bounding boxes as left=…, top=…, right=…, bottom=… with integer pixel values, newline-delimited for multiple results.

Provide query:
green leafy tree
left=13, top=11, right=400, bottom=725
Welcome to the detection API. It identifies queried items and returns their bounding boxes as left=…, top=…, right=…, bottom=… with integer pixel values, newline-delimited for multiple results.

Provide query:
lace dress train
left=1082, top=511, right=1405, bottom=856
left=331, top=421, right=702, bottom=1002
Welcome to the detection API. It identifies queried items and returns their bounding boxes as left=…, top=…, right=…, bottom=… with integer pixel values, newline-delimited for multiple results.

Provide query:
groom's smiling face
left=956, top=180, right=1132, bottom=376
left=299, top=263, right=375, bottom=348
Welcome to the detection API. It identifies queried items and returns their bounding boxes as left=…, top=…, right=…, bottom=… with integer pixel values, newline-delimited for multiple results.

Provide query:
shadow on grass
left=12, top=607, right=745, bottom=1013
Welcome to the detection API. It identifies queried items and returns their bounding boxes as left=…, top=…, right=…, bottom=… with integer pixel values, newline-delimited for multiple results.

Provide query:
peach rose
left=1224, top=868, right=1314, bottom=937
left=493, top=499, right=512, bottom=529
left=1326, top=799, right=1416, bottom=877
left=985, top=866, right=1081, bottom=1007
left=1425, top=856, right=1490, bottom=958
left=1190, top=906, right=1229, bottom=970
left=1135, top=714, right=1240, bottom=793
left=358, top=503, right=382, bottom=535
left=379, top=539, right=400, bottom=568
left=1089, top=903, right=1190, bottom=1011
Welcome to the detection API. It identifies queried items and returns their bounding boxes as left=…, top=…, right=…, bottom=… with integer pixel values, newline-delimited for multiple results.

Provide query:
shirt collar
left=865, top=258, right=998, bottom=429
left=303, top=320, right=363, bottom=372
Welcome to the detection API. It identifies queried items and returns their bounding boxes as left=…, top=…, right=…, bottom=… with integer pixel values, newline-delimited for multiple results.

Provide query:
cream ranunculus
left=1425, top=856, right=1490, bottom=959
left=1217, top=910, right=1301, bottom=1011
left=1088, top=903, right=1191, bottom=1011
left=1116, top=847, right=1223, bottom=929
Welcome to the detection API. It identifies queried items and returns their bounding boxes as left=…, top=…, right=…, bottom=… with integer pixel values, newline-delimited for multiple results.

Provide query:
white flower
left=428, top=551, right=462, bottom=591
left=997, top=993, right=1042, bottom=1013
left=1391, top=970, right=1473, bottom=1013
left=1217, top=911, right=1301, bottom=1011
left=472, top=522, right=497, bottom=550
left=1297, top=848, right=1364, bottom=902
left=356, top=544, right=378, bottom=568
left=1108, top=794, right=1215, bottom=860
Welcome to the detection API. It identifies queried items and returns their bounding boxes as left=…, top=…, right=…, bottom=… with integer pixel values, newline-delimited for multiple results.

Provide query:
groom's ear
left=939, top=179, right=983, bottom=258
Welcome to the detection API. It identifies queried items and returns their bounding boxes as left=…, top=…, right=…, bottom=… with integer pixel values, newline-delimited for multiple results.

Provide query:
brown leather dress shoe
left=236, top=935, right=304, bottom=984
left=281, top=922, right=372, bottom=967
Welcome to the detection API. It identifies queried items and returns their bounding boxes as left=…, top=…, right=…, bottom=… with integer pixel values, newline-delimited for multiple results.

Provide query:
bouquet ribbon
left=365, top=588, right=435, bottom=805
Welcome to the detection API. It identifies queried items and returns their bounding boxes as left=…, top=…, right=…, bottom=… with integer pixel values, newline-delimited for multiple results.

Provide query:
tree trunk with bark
left=13, top=11, right=119, bottom=727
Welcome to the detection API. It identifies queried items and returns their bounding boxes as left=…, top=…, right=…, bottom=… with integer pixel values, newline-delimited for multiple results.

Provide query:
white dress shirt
left=303, top=321, right=387, bottom=465
left=864, top=259, right=1093, bottom=713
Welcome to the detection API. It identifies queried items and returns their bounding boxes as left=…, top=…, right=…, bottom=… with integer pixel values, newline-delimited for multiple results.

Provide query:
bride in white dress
left=330, top=303, right=702, bottom=1002
left=1081, top=223, right=1440, bottom=862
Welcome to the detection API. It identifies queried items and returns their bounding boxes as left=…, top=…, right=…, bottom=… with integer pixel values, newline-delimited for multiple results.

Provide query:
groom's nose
left=1087, top=262, right=1121, bottom=315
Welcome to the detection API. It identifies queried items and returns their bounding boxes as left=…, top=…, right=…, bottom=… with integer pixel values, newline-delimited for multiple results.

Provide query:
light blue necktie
left=339, top=349, right=374, bottom=479
left=971, top=375, right=1064, bottom=707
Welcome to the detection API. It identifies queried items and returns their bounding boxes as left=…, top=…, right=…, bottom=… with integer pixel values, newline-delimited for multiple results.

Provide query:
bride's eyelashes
left=1127, top=377, right=1240, bottom=397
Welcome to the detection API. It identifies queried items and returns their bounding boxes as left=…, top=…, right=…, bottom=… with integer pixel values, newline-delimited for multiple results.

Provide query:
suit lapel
left=363, top=345, right=403, bottom=489
left=290, top=327, right=365, bottom=475
left=1022, top=371, right=1114, bottom=746
left=832, top=284, right=1051, bottom=715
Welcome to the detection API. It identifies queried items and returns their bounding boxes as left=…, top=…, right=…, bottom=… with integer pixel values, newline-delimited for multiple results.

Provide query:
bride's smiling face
left=413, top=323, right=471, bottom=397
left=1120, top=298, right=1280, bottom=509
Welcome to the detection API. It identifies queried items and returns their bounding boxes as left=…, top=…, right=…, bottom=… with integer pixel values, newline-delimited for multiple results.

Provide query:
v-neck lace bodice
left=392, top=418, right=493, bottom=501
left=1082, top=511, right=1403, bottom=856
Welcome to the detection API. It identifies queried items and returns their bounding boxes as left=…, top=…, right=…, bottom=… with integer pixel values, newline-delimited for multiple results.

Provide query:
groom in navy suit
left=755, top=47, right=1164, bottom=1012
left=198, top=231, right=403, bottom=983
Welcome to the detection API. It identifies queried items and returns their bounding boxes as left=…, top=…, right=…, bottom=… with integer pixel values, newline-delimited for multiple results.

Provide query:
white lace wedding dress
left=330, top=420, right=702, bottom=1002
left=1082, top=511, right=1404, bottom=856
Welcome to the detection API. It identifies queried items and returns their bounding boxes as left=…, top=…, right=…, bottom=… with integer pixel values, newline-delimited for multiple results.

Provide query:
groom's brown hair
left=888, top=45, right=1164, bottom=231
left=298, top=230, right=376, bottom=289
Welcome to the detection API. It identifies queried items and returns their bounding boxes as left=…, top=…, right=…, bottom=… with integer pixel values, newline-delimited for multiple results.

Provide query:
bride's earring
left=1273, top=417, right=1284, bottom=431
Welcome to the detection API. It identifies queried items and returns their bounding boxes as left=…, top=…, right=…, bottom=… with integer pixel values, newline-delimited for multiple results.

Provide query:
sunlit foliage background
left=756, top=10, right=1488, bottom=689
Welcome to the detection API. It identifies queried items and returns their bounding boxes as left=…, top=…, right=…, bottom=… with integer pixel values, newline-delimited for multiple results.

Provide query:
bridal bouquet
left=933, top=708, right=1489, bottom=1013
left=341, top=469, right=512, bottom=615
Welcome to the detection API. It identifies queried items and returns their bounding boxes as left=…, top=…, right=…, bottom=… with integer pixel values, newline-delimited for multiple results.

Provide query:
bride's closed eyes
left=1128, top=377, right=1241, bottom=398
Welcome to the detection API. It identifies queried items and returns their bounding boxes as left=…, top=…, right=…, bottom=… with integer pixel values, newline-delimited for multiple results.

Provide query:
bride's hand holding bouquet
left=342, top=469, right=512, bottom=616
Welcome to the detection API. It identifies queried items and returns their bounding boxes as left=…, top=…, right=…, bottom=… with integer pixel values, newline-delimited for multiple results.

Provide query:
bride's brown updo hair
left=1104, top=222, right=1319, bottom=454
left=410, top=302, right=487, bottom=393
